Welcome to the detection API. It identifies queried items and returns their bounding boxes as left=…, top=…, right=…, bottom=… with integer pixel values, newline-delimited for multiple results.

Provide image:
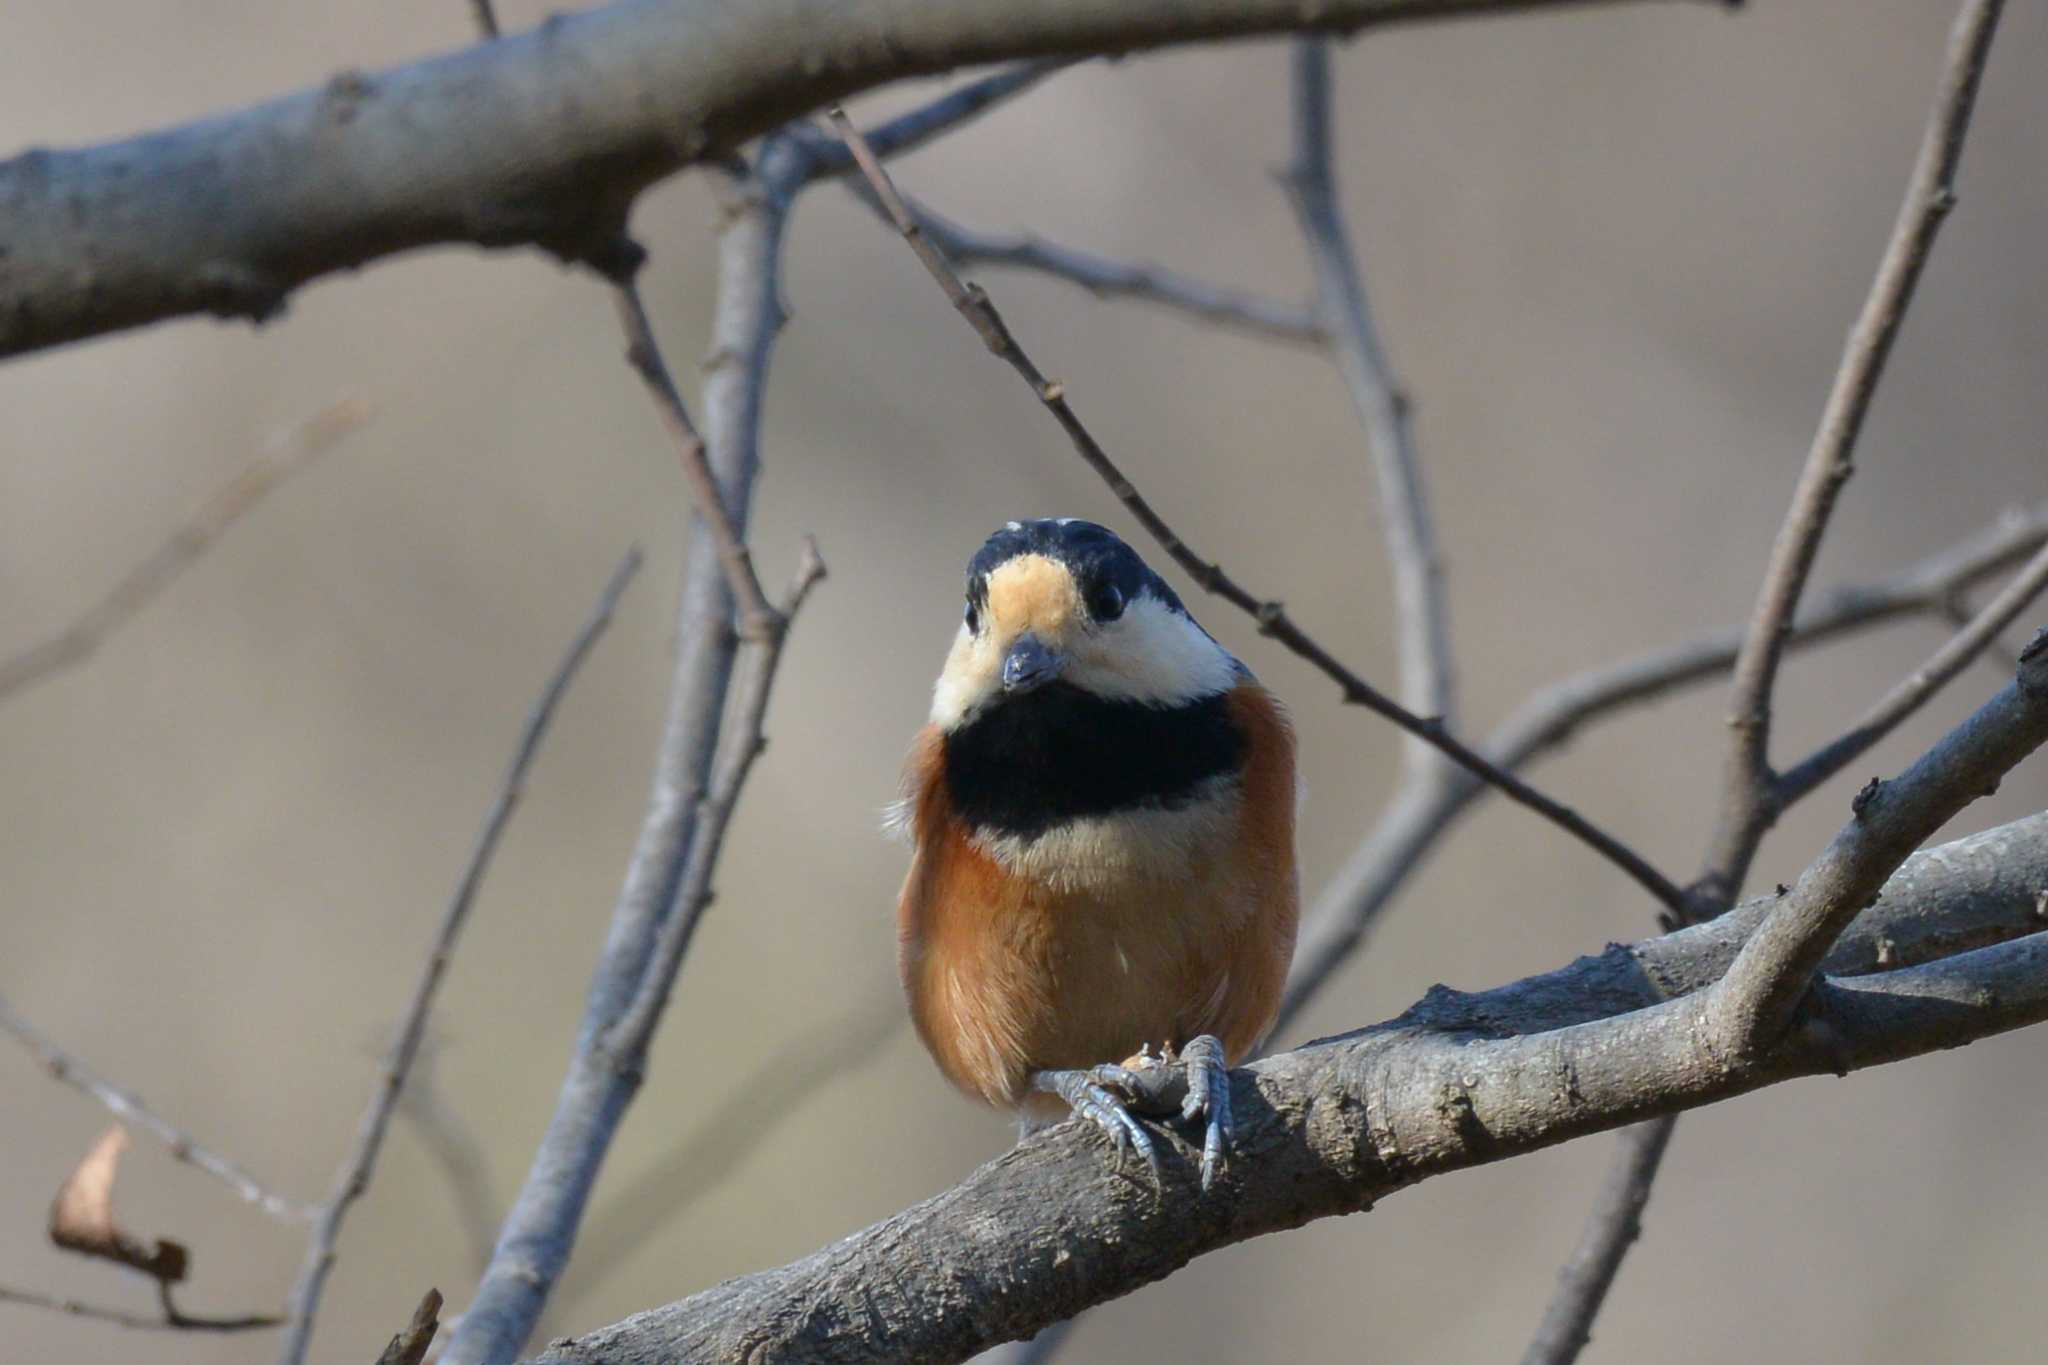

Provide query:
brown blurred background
left=4, top=2, right=2047, bottom=1361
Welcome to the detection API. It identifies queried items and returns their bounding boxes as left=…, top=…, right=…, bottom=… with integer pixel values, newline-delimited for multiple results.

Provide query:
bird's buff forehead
left=983, top=555, right=1080, bottom=637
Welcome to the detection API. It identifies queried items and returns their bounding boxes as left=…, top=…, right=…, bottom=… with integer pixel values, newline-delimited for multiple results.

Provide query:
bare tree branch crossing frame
left=0, top=0, right=1729, bottom=359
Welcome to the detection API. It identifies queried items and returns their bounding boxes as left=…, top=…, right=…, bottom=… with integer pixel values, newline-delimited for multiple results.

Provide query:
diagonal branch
left=830, top=105, right=1688, bottom=917
left=276, top=549, right=642, bottom=1365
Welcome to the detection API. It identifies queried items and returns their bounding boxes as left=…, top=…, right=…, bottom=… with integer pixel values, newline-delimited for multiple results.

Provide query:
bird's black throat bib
left=942, top=682, right=1245, bottom=840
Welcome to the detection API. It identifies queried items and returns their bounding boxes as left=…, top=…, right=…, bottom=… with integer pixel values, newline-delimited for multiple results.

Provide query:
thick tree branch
left=528, top=795, right=2048, bottom=1365
left=0, top=0, right=1711, bottom=359
left=831, top=105, right=1689, bottom=917
left=276, top=550, right=643, bottom=1365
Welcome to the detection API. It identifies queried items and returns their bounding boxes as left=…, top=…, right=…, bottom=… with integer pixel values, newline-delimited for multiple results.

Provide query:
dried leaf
left=48, top=1125, right=188, bottom=1284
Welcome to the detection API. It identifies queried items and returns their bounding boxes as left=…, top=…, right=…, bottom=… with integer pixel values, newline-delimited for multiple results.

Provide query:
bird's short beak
left=1001, top=634, right=1065, bottom=694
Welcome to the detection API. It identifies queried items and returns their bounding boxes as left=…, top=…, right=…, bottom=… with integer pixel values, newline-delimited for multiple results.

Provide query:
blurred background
left=4, top=2, right=2047, bottom=1361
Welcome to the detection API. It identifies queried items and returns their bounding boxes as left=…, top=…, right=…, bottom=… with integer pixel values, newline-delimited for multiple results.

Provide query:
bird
left=893, top=518, right=1298, bottom=1188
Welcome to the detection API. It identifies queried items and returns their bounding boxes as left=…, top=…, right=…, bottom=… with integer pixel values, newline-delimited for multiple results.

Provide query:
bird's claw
left=1177, top=1035, right=1232, bottom=1190
left=1032, top=1066, right=1161, bottom=1179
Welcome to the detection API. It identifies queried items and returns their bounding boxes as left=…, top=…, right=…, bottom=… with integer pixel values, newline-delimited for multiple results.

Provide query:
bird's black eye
left=964, top=596, right=980, bottom=633
left=1086, top=580, right=1126, bottom=623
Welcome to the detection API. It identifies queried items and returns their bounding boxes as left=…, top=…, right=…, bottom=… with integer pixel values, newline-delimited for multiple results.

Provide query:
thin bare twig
left=469, top=1, right=500, bottom=38
left=830, top=105, right=1686, bottom=917
left=1781, top=537, right=2048, bottom=801
left=842, top=183, right=1324, bottom=344
left=791, top=62, right=1070, bottom=173
left=1694, top=0, right=2007, bottom=912
left=0, top=399, right=370, bottom=706
left=1283, top=37, right=1453, bottom=770
left=276, top=549, right=643, bottom=1365
left=0, top=1282, right=278, bottom=1333
left=1519, top=1118, right=1676, bottom=1365
left=617, top=284, right=780, bottom=640
left=0, top=999, right=313, bottom=1222
left=1526, top=8, right=2009, bottom=1357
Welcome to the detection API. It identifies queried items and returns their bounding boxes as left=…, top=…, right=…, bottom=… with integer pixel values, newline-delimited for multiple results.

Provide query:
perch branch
left=530, top=785, right=2048, bottom=1364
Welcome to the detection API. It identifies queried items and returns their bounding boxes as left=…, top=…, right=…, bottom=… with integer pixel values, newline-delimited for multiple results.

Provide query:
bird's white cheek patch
left=1065, top=597, right=1237, bottom=706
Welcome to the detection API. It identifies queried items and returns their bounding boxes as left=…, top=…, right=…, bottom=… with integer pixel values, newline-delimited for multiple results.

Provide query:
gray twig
left=842, top=182, right=1323, bottom=344
left=1526, top=6, right=2010, bottom=1358
left=1694, top=0, right=2007, bottom=912
left=0, top=1000, right=313, bottom=1223
left=0, top=399, right=370, bottom=706
left=275, top=549, right=643, bottom=1365
left=830, top=105, right=1688, bottom=917
left=0, top=1282, right=278, bottom=1334
left=1518, top=1119, right=1676, bottom=1365
left=1282, top=37, right=1453, bottom=766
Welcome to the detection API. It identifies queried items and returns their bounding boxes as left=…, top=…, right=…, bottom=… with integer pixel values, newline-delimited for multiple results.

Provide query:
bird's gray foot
left=1179, top=1034, right=1232, bottom=1190
left=1030, top=1065, right=1160, bottom=1179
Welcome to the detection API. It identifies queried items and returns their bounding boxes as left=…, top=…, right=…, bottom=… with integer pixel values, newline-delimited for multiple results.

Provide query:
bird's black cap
left=965, top=519, right=1187, bottom=618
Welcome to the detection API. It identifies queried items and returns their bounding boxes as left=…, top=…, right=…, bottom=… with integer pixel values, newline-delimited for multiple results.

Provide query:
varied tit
left=894, top=518, right=1298, bottom=1188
